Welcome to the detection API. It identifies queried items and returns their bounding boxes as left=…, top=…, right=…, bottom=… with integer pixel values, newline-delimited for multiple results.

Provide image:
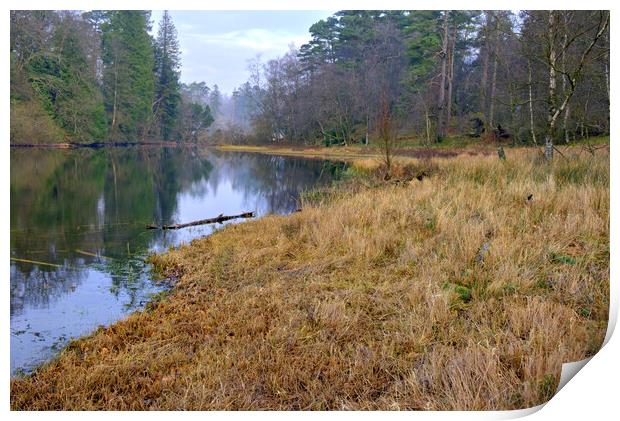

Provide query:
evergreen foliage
left=153, top=11, right=181, bottom=140
left=101, top=11, right=155, bottom=140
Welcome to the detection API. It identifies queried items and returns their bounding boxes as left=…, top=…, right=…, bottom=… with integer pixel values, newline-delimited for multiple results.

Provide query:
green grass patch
left=549, top=252, right=577, bottom=265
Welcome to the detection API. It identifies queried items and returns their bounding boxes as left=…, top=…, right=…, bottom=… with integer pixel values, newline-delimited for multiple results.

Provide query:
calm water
left=10, top=147, right=347, bottom=375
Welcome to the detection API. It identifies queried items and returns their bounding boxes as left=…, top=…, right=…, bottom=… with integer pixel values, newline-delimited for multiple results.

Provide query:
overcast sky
left=150, top=10, right=336, bottom=95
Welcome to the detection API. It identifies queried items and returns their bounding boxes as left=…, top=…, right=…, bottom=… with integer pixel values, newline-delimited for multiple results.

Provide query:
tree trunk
left=424, top=101, right=431, bottom=147
left=488, top=44, right=498, bottom=134
left=446, top=26, right=456, bottom=133
left=528, top=60, right=537, bottom=145
left=92, top=25, right=99, bottom=81
left=437, top=11, right=450, bottom=139
left=508, top=86, right=517, bottom=146
left=562, top=12, right=570, bottom=143
left=111, top=48, right=119, bottom=139
left=546, top=10, right=557, bottom=161
left=479, top=12, right=491, bottom=125
left=147, top=212, right=254, bottom=230
left=605, top=53, right=610, bottom=103
left=605, top=50, right=610, bottom=130
left=488, top=13, right=499, bottom=137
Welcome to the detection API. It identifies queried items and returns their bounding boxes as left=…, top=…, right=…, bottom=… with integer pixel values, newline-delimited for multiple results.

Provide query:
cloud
left=154, top=10, right=337, bottom=93
left=188, top=28, right=309, bottom=54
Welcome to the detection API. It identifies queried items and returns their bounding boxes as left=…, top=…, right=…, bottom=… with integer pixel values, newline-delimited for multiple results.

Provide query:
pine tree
left=101, top=11, right=155, bottom=140
left=153, top=11, right=181, bottom=140
left=404, top=11, right=442, bottom=88
left=299, top=16, right=339, bottom=69
left=209, top=84, right=222, bottom=117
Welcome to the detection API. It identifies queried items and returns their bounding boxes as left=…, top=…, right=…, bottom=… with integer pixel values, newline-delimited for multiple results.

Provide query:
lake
left=10, top=146, right=347, bottom=375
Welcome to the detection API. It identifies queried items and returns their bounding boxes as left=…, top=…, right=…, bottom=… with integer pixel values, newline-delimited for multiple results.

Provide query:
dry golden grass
left=215, top=143, right=494, bottom=162
left=216, top=143, right=385, bottom=161
left=11, top=148, right=609, bottom=410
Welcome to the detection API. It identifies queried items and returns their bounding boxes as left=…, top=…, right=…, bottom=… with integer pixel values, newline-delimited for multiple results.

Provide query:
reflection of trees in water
left=10, top=147, right=214, bottom=314
left=209, top=152, right=347, bottom=215
left=91, top=255, right=158, bottom=311
left=10, top=147, right=345, bottom=316
left=10, top=264, right=86, bottom=317
left=102, top=148, right=215, bottom=251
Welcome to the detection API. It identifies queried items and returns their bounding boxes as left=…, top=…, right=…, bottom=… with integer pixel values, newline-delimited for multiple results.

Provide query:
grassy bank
left=11, top=148, right=609, bottom=410
left=215, top=142, right=495, bottom=161
left=216, top=135, right=609, bottom=161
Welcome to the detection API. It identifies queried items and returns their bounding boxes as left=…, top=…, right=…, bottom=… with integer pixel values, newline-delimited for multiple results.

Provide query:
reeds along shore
left=11, top=148, right=609, bottom=410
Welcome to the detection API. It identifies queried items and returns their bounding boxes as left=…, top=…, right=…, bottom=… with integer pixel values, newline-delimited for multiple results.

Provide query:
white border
left=3, top=1, right=617, bottom=419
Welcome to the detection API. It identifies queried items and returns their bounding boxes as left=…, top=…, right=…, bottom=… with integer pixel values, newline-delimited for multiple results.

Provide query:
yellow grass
left=11, top=148, right=609, bottom=410
left=215, top=143, right=494, bottom=162
left=216, top=143, right=385, bottom=160
left=9, top=257, right=62, bottom=268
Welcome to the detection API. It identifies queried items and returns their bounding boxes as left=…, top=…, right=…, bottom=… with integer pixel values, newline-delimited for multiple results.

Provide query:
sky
left=150, top=10, right=336, bottom=96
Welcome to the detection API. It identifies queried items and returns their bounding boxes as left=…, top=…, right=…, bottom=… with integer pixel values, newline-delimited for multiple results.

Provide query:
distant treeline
left=10, top=10, right=609, bottom=148
left=226, top=10, right=609, bottom=148
left=10, top=10, right=214, bottom=144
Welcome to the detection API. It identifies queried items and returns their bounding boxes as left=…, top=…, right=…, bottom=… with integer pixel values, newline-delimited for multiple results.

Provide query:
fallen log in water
left=146, top=211, right=255, bottom=230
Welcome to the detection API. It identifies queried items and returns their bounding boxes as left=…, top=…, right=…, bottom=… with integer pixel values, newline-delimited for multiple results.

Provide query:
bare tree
left=542, top=10, right=609, bottom=160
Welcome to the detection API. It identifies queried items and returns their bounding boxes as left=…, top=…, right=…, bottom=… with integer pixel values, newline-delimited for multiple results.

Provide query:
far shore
left=11, top=135, right=608, bottom=158
left=215, top=142, right=497, bottom=161
left=9, top=140, right=199, bottom=149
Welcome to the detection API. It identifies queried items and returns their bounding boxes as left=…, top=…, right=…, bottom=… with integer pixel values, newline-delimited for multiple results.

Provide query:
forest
left=230, top=10, right=610, bottom=156
left=10, top=10, right=214, bottom=144
left=10, top=10, right=609, bottom=155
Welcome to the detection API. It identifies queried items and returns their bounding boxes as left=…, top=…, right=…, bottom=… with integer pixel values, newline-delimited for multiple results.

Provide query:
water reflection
left=10, top=147, right=346, bottom=374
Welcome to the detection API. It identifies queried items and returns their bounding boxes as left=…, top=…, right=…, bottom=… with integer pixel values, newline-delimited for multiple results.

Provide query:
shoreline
left=10, top=141, right=202, bottom=149
left=215, top=143, right=497, bottom=161
left=10, top=146, right=610, bottom=410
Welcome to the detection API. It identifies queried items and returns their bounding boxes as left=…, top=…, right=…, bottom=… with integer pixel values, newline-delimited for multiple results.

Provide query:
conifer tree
left=153, top=11, right=181, bottom=140
left=101, top=11, right=155, bottom=140
left=209, top=84, right=222, bottom=117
